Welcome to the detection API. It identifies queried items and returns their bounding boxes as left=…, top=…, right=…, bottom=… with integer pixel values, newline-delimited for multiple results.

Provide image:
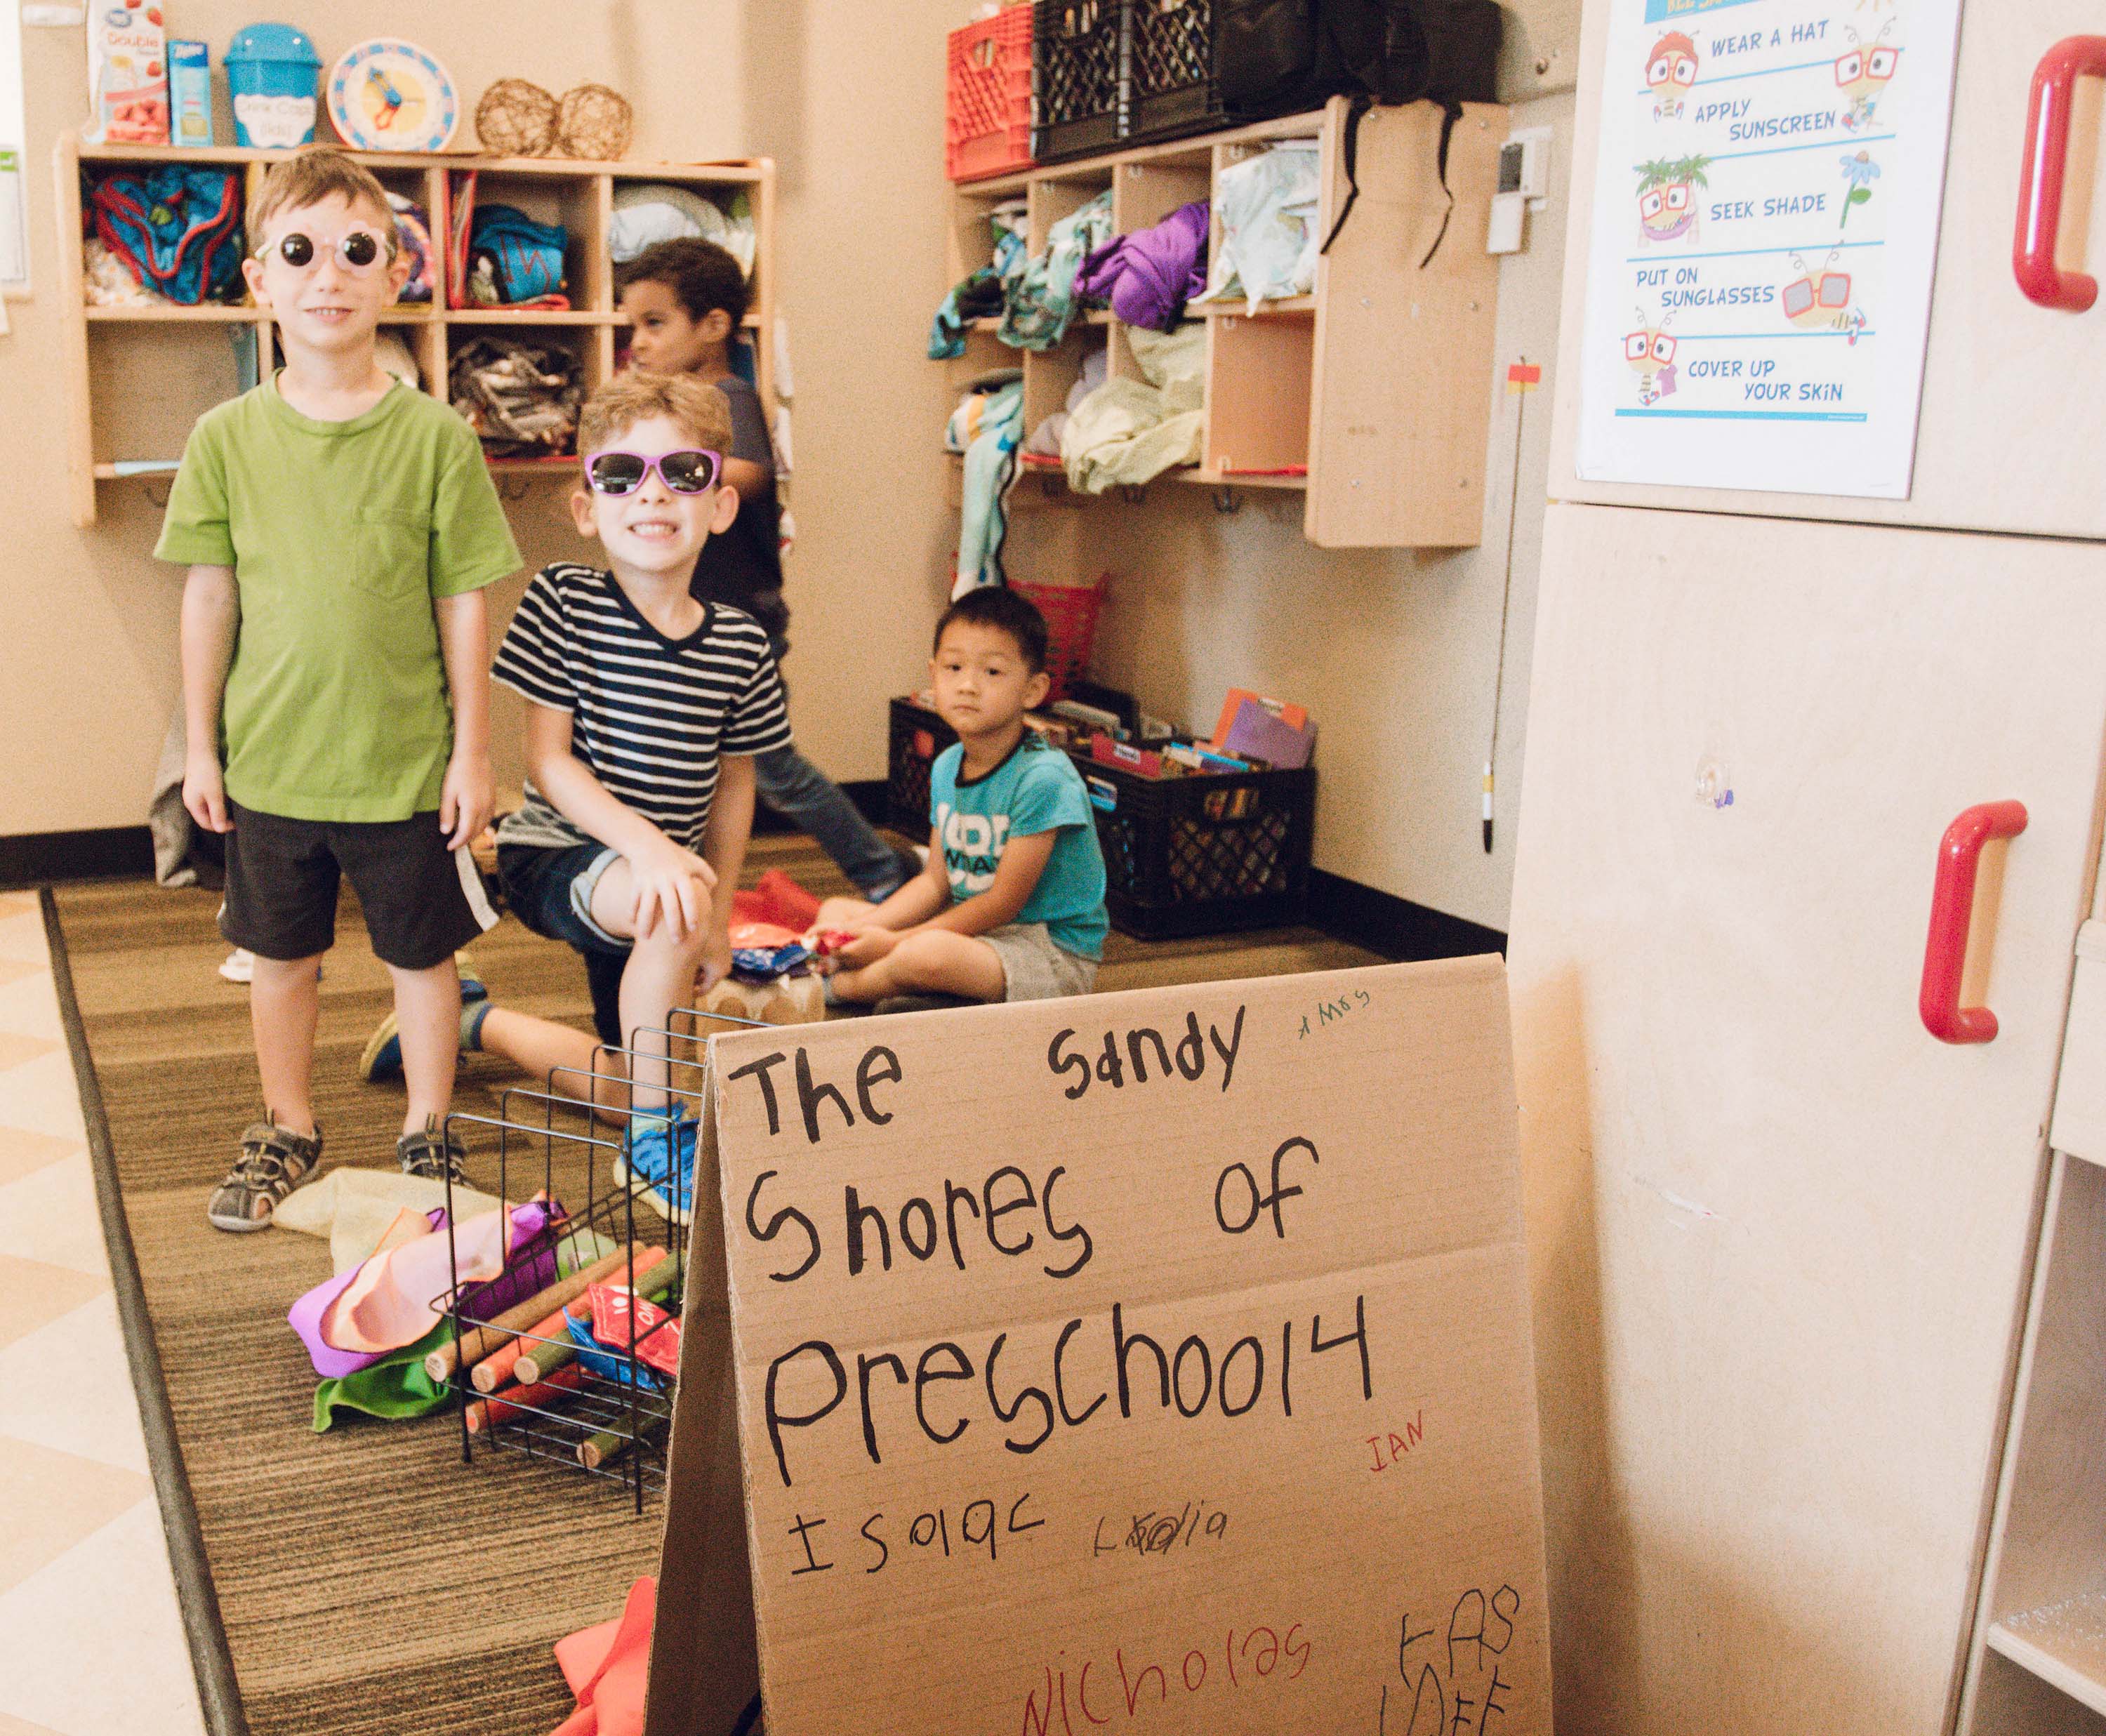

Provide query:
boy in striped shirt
left=362, top=374, right=789, bottom=1202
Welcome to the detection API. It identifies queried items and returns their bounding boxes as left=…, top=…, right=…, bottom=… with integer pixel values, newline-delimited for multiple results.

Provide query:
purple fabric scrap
left=1075, top=201, right=1210, bottom=332
left=288, top=1201, right=559, bottom=1380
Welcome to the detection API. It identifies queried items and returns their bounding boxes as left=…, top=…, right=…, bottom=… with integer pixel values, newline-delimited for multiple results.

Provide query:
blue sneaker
left=618, top=1108, right=696, bottom=1220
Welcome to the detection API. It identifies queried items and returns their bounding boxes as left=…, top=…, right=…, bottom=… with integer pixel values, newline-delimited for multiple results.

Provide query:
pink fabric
left=288, top=1202, right=558, bottom=1379
left=551, top=1577, right=656, bottom=1736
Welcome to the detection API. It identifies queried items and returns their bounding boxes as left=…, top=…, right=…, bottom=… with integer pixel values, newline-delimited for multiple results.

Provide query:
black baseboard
left=750, top=778, right=893, bottom=837
left=1308, top=869, right=1506, bottom=962
left=0, top=826, right=155, bottom=889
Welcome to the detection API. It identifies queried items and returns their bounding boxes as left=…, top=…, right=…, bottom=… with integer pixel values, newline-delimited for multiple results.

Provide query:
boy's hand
left=439, top=748, right=495, bottom=852
left=183, top=754, right=232, bottom=834
left=631, top=840, right=716, bottom=943
left=833, top=927, right=901, bottom=969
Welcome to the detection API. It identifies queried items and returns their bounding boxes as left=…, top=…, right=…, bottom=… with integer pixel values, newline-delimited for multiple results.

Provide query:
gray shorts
left=980, top=922, right=1098, bottom=1002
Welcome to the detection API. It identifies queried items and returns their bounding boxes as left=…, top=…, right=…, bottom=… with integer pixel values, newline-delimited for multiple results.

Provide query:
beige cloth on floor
left=275, top=1168, right=503, bottom=1274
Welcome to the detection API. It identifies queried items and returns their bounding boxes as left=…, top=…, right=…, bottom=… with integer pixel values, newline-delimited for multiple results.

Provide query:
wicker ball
left=556, top=84, right=633, bottom=161
left=475, top=79, right=559, bottom=156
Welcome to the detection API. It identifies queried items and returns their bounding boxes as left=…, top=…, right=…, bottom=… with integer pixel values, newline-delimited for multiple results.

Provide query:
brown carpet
left=51, top=835, right=1379, bottom=1734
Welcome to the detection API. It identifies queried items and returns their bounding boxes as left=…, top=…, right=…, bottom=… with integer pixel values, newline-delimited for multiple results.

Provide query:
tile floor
left=0, top=892, right=208, bottom=1736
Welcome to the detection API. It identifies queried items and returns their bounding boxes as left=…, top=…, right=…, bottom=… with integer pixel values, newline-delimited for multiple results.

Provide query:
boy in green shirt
left=157, top=148, right=522, bottom=1231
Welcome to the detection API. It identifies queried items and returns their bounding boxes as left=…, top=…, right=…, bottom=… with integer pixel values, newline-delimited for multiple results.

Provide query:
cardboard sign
left=647, top=960, right=1549, bottom=1736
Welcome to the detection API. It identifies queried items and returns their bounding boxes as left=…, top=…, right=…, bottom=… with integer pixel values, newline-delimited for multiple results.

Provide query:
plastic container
left=168, top=40, right=212, bottom=147
left=226, top=23, right=321, bottom=149
left=1074, top=750, right=1316, bottom=939
left=887, top=698, right=960, bottom=835
left=1033, top=0, right=1125, bottom=165
left=1127, top=0, right=1220, bottom=145
left=1010, top=572, right=1107, bottom=705
left=947, top=6, right=1035, bottom=183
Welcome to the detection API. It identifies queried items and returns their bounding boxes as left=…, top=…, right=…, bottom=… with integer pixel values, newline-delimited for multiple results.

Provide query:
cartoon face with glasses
left=1636, top=156, right=1708, bottom=245
left=1645, top=32, right=1698, bottom=121
left=1780, top=251, right=1867, bottom=342
left=1836, top=23, right=1900, bottom=130
left=1624, top=310, right=1676, bottom=405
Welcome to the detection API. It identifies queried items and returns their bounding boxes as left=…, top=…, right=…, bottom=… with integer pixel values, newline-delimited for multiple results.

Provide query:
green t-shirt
left=156, top=376, right=522, bottom=822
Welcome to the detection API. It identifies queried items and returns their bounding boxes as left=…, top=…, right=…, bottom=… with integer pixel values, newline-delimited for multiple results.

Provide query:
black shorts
left=222, top=800, right=497, bottom=970
left=498, top=841, right=629, bottom=1047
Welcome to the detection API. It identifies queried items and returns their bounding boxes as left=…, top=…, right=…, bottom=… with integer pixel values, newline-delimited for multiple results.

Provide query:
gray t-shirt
left=687, top=373, right=786, bottom=652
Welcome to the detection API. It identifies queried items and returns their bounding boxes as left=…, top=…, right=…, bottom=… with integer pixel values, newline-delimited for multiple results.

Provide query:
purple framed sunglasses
left=583, top=449, right=724, bottom=496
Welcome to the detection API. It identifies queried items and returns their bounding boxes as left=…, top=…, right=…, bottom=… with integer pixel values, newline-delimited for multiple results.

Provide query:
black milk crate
left=1127, top=0, right=1221, bottom=145
left=1033, top=0, right=1127, bottom=164
left=1071, top=750, right=1315, bottom=939
left=887, top=697, right=959, bottom=836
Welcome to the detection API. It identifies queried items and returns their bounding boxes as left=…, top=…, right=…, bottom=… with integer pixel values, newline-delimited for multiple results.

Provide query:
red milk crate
left=947, top=6, right=1036, bottom=183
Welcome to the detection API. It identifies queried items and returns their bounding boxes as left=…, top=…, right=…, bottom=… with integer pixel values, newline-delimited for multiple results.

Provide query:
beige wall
left=6, top=0, right=1573, bottom=936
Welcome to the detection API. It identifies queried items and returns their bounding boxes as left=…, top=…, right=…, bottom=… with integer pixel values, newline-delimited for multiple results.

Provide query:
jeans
left=755, top=743, right=914, bottom=899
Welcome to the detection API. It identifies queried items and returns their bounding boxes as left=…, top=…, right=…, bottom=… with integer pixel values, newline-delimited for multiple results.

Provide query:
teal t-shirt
left=929, top=734, right=1108, bottom=960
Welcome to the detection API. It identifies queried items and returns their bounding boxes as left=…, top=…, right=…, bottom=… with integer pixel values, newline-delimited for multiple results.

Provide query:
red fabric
left=731, top=868, right=821, bottom=933
left=551, top=1577, right=656, bottom=1736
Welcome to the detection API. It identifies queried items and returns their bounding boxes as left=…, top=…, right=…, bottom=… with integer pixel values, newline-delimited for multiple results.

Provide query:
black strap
left=1319, top=93, right=1459, bottom=266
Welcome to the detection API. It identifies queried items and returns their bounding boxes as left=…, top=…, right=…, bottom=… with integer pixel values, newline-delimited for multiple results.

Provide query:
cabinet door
left=1507, top=503, right=2106, bottom=1735
left=1548, top=3, right=2106, bottom=539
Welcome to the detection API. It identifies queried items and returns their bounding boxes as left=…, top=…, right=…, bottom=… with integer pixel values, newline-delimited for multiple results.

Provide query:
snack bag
left=587, top=1283, right=682, bottom=1381
left=86, top=5, right=170, bottom=146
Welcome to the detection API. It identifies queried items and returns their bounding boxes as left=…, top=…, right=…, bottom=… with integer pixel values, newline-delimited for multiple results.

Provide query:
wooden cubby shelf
left=940, top=96, right=1508, bottom=550
left=56, top=134, right=777, bottom=529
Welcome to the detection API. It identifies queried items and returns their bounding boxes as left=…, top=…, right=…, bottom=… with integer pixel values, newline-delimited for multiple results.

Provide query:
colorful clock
left=327, top=39, right=460, bottom=153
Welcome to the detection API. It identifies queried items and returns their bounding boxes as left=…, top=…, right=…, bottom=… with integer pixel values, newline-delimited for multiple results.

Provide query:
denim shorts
left=498, top=842, right=629, bottom=1045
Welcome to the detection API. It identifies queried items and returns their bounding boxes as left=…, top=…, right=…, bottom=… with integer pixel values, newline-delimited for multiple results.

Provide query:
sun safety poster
left=1575, top=0, right=1961, bottom=498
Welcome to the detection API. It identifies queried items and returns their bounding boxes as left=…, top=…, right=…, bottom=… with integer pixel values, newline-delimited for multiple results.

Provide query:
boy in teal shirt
left=818, top=588, right=1106, bottom=1004
left=158, top=147, right=521, bottom=1231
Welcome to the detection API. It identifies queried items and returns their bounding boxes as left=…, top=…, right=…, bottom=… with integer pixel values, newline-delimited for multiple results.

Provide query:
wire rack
left=436, top=1005, right=760, bottom=1513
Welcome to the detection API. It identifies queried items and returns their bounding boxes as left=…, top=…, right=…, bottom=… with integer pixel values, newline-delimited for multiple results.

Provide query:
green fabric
left=156, top=376, right=522, bottom=822
left=312, top=1320, right=453, bottom=1431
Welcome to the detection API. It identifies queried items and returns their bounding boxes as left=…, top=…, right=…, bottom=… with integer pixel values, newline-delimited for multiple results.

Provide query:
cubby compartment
left=446, top=168, right=605, bottom=314
left=935, top=97, right=1506, bottom=548
left=86, top=322, right=259, bottom=472
left=1963, top=1151, right=2106, bottom=1729
left=1202, top=310, right=1313, bottom=482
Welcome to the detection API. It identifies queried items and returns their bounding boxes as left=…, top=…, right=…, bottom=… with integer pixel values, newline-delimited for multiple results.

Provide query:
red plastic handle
left=2015, top=37, right=2106, bottom=311
left=1920, top=801, right=2029, bottom=1044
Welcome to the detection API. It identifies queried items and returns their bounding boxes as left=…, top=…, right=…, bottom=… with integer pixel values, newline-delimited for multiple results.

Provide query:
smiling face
left=241, top=194, right=409, bottom=357
left=930, top=619, right=1049, bottom=741
left=571, top=412, right=739, bottom=577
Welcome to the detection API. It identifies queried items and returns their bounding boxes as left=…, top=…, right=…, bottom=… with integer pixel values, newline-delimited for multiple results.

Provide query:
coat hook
left=1212, top=484, right=1241, bottom=515
left=144, top=480, right=173, bottom=510
left=499, top=477, right=534, bottom=502
left=1120, top=483, right=1147, bottom=505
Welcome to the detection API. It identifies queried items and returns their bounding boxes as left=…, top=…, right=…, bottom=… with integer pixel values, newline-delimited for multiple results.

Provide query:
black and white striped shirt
left=491, top=562, right=793, bottom=854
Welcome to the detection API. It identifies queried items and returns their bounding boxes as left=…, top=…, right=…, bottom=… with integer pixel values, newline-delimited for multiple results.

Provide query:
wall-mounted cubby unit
left=55, top=133, right=775, bottom=529
left=939, top=95, right=1508, bottom=549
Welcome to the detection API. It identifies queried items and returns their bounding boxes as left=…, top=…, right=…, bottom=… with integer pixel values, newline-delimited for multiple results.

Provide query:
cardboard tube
left=425, top=1243, right=665, bottom=1384
left=511, top=1258, right=682, bottom=1386
left=466, top=1246, right=669, bottom=1393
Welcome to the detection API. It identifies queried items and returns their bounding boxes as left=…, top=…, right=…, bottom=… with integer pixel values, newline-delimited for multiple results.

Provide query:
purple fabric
left=288, top=1202, right=561, bottom=1380
left=1075, top=201, right=1210, bottom=332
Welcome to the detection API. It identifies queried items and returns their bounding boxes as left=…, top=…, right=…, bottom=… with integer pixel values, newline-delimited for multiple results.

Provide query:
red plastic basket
left=1012, top=573, right=1106, bottom=704
left=947, top=6, right=1035, bottom=183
